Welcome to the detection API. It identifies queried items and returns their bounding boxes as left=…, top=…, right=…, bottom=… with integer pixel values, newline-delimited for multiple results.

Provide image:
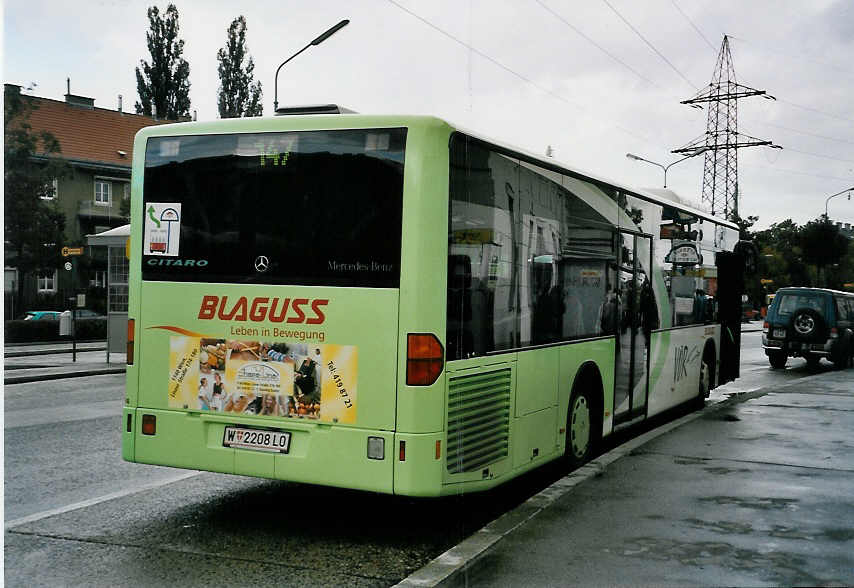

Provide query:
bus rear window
left=141, top=128, right=406, bottom=287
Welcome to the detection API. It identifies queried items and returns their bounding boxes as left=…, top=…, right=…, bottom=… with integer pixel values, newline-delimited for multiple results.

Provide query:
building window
left=90, top=270, right=107, bottom=288
left=37, top=270, right=57, bottom=293
left=108, top=247, right=129, bottom=312
left=123, top=182, right=131, bottom=201
left=42, top=178, right=58, bottom=200
left=95, top=180, right=112, bottom=205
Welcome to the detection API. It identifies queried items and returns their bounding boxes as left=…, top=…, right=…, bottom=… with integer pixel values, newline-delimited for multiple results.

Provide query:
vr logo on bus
left=197, top=295, right=328, bottom=324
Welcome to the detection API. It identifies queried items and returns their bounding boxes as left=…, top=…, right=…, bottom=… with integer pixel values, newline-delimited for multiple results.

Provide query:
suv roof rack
left=274, top=104, right=357, bottom=116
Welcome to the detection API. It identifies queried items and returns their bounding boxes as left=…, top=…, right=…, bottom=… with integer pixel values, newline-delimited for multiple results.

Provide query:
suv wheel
left=831, top=338, right=853, bottom=369
left=804, top=352, right=821, bottom=370
left=768, top=352, right=787, bottom=369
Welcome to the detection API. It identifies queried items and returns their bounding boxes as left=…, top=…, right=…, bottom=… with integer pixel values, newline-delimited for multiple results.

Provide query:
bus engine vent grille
left=447, top=368, right=511, bottom=474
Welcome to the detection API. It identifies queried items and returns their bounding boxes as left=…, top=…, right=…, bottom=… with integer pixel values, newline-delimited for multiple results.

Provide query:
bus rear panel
left=125, top=122, right=427, bottom=494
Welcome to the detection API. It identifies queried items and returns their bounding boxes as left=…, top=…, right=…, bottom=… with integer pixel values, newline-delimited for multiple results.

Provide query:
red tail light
left=127, top=319, right=135, bottom=365
left=830, top=327, right=839, bottom=339
left=406, top=333, right=444, bottom=386
left=142, top=414, right=156, bottom=435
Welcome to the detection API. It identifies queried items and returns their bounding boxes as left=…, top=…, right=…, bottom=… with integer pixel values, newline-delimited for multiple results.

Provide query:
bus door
left=613, top=232, right=652, bottom=425
left=716, top=249, right=745, bottom=384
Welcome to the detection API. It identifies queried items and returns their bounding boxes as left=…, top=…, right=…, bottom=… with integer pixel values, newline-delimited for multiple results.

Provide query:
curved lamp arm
left=273, top=19, right=350, bottom=113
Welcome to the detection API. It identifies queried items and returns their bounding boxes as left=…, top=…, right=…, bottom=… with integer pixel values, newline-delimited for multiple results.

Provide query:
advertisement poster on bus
left=167, top=336, right=357, bottom=423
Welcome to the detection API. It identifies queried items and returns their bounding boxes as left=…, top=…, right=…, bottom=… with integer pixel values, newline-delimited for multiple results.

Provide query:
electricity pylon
left=673, top=35, right=779, bottom=218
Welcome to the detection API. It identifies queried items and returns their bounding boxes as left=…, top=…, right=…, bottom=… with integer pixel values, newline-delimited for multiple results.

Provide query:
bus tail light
left=406, top=333, right=444, bottom=386
left=127, top=319, right=135, bottom=365
left=830, top=327, right=839, bottom=339
left=399, top=441, right=406, bottom=461
left=142, top=414, right=156, bottom=435
left=762, top=321, right=769, bottom=334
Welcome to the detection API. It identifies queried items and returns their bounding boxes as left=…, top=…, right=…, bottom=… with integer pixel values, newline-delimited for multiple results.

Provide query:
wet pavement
left=401, top=368, right=854, bottom=587
left=3, top=341, right=125, bottom=384
left=10, top=323, right=853, bottom=586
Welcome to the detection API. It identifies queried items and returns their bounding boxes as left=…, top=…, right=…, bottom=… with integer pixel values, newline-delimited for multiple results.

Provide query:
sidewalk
left=400, top=369, right=854, bottom=587
left=3, top=347, right=125, bottom=384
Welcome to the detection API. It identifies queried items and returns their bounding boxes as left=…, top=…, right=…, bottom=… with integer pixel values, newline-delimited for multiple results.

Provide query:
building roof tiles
left=20, top=93, right=172, bottom=169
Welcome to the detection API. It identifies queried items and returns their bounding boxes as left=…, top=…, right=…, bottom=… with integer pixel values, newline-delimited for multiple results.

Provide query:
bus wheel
left=697, top=358, right=711, bottom=407
left=566, top=387, right=593, bottom=469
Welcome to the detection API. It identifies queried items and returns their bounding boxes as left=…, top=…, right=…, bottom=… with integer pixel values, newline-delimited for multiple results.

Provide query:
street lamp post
left=824, top=187, right=854, bottom=220
left=273, top=19, right=350, bottom=113
left=625, top=151, right=705, bottom=189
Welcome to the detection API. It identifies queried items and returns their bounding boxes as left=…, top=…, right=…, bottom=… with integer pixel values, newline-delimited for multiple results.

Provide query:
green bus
left=123, top=113, right=745, bottom=496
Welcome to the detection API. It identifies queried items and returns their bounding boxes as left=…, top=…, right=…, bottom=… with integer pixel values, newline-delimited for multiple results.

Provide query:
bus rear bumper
left=123, top=408, right=395, bottom=494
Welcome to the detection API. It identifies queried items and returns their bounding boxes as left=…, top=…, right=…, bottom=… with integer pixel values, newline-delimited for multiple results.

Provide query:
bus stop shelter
left=86, top=224, right=130, bottom=362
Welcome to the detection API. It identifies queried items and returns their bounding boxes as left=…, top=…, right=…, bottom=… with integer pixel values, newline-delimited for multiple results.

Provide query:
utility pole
left=672, top=36, right=780, bottom=218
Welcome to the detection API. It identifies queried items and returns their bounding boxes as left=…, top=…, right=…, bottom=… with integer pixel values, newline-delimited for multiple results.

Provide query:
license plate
left=773, top=328, right=786, bottom=338
left=223, top=426, right=291, bottom=453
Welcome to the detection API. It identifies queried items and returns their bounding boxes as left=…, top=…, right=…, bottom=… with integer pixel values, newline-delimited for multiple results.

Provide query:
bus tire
left=565, top=371, right=600, bottom=469
left=695, top=342, right=715, bottom=409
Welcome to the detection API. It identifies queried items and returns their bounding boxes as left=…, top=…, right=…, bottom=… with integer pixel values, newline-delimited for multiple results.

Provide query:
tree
left=727, top=210, right=759, bottom=241
left=4, top=85, right=68, bottom=309
left=801, top=217, right=849, bottom=287
left=217, top=16, right=263, bottom=118
left=135, top=4, right=191, bottom=119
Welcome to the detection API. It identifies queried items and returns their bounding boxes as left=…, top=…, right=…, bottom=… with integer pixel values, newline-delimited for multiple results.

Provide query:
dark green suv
left=763, top=287, right=854, bottom=369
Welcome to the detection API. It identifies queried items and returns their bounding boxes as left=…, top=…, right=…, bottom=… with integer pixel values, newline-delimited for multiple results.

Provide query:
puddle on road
left=682, top=518, right=854, bottom=544
left=683, top=518, right=753, bottom=535
left=613, top=536, right=832, bottom=585
left=703, top=466, right=751, bottom=475
left=699, top=496, right=799, bottom=511
left=673, top=457, right=707, bottom=466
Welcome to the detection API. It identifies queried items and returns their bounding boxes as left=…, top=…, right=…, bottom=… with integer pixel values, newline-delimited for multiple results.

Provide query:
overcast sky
left=4, top=0, right=853, bottom=229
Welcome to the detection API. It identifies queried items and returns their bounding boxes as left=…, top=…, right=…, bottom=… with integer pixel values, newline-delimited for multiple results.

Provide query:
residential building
left=4, top=83, right=173, bottom=318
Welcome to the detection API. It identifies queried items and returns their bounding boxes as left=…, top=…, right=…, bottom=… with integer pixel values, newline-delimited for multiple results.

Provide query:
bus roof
left=134, top=113, right=737, bottom=230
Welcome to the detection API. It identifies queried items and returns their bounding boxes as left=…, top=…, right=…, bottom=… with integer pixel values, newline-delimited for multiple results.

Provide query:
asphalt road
left=4, top=330, right=835, bottom=586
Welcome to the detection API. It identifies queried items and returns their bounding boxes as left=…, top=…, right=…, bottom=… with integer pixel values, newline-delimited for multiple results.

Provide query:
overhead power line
left=776, top=97, right=854, bottom=124
left=533, top=0, right=658, bottom=88
left=670, top=0, right=717, bottom=54
left=757, top=121, right=854, bottom=146
left=601, top=0, right=698, bottom=90
left=742, top=163, right=854, bottom=183
left=385, top=0, right=652, bottom=144
left=779, top=146, right=854, bottom=165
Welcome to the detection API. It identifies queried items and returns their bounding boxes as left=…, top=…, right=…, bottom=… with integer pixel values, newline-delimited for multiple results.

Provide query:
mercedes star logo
left=254, top=255, right=270, bottom=273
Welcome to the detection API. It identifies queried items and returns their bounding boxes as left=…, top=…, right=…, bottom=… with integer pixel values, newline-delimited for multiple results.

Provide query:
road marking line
left=4, top=471, right=201, bottom=530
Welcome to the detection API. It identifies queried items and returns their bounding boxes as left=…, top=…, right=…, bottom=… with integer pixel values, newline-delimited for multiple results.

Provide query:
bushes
left=4, top=317, right=106, bottom=343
